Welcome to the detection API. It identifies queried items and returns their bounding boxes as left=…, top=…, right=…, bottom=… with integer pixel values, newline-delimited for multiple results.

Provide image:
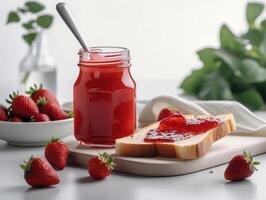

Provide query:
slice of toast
left=115, top=114, right=236, bottom=160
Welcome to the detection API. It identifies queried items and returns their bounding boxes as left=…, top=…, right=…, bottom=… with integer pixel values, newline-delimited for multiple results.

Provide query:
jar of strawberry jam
left=74, top=47, right=136, bottom=147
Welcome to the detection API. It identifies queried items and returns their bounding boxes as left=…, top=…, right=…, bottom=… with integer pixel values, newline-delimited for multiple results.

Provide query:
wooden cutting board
left=63, top=135, right=266, bottom=176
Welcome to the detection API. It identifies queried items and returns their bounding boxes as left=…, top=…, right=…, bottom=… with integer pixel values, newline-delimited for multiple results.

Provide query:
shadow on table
left=1, top=185, right=59, bottom=200
left=0, top=142, right=43, bottom=153
left=76, top=176, right=100, bottom=184
left=223, top=179, right=257, bottom=199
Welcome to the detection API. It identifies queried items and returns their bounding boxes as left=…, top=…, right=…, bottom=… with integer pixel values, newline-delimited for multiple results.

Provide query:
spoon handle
left=56, top=2, right=89, bottom=51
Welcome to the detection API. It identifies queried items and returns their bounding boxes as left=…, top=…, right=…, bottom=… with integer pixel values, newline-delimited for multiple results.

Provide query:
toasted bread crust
left=115, top=114, right=236, bottom=160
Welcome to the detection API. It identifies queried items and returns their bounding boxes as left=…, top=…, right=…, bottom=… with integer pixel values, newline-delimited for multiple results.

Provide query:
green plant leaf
left=255, top=81, right=266, bottom=101
left=22, top=32, right=37, bottom=45
left=18, top=7, right=27, bottom=14
left=259, top=32, right=266, bottom=57
left=6, top=11, right=20, bottom=24
left=242, top=29, right=263, bottom=46
left=36, top=15, right=53, bottom=28
left=25, top=1, right=44, bottom=13
left=220, top=24, right=245, bottom=53
left=246, top=3, right=264, bottom=27
left=22, top=20, right=35, bottom=30
left=215, top=49, right=240, bottom=73
left=180, top=68, right=207, bottom=95
left=238, top=59, right=266, bottom=83
left=198, top=73, right=233, bottom=100
left=236, top=89, right=264, bottom=110
left=179, top=3, right=266, bottom=110
left=197, top=48, right=217, bottom=67
left=261, top=20, right=266, bottom=31
left=245, top=47, right=264, bottom=64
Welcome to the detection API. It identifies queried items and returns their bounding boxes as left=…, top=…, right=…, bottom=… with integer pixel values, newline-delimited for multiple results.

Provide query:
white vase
left=19, top=31, right=57, bottom=94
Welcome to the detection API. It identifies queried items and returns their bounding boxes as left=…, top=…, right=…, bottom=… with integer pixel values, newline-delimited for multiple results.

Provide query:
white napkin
left=138, top=95, right=266, bottom=135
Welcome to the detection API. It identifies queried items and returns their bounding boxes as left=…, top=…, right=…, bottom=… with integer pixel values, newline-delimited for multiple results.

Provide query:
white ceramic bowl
left=0, top=118, right=73, bottom=146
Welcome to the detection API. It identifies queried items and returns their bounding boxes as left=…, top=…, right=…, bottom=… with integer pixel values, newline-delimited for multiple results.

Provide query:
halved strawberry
left=26, top=84, right=60, bottom=106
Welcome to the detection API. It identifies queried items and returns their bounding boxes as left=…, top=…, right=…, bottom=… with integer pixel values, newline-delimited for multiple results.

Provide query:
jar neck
left=78, top=46, right=131, bottom=68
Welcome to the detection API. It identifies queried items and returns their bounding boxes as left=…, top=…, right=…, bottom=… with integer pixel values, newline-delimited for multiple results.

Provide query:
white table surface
left=1, top=79, right=266, bottom=200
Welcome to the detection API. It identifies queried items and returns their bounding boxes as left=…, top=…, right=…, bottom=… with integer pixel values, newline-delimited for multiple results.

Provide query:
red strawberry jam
left=157, top=108, right=178, bottom=121
left=144, top=114, right=222, bottom=143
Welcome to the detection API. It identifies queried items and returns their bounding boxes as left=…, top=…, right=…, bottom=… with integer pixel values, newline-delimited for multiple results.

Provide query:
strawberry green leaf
left=253, top=161, right=260, bottom=165
left=36, top=15, right=53, bottom=28
left=25, top=1, right=45, bottom=13
left=6, top=11, right=20, bottom=24
left=20, top=164, right=26, bottom=170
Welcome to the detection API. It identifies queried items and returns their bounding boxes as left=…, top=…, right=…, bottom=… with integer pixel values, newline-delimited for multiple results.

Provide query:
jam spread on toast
left=144, top=114, right=222, bottom=143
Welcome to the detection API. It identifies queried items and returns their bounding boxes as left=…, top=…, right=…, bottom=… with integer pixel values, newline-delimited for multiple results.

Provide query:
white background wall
left=1, top=0, right=266, bottom=101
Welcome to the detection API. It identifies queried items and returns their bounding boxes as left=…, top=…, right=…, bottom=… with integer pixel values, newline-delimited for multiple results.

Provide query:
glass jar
left=74, top=46, right=136, bottom=147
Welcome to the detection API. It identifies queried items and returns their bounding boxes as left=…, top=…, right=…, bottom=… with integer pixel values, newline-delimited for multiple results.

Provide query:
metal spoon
left=56, top=2, right=89, bottom=51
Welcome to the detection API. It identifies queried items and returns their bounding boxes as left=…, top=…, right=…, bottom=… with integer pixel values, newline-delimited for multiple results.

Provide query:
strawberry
left=0, top=105, right=8, bottom=121
left=6, top=91, right=39, bottom=117
left=20, top=156, right=60, bottom=187
left=37, top=97, right=70, bottom=121
left=9, top=116, right=23, bottom=122
left=26, top=84, right=60, bottom=106
left=158, top=108, right=177, bottom=121
left=88, top=152, right=115, bottom=180
left=45, top=138, right=69, bottom=170
left=31, top=113, right=50, bottom=122
left=224, top=151, right=260, bottom=181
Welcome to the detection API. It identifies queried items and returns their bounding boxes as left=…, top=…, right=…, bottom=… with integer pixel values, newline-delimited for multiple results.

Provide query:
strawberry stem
left=98, top=152, right=115, bottom=170
left=45, top=137, right=60, bottom=146
left=25, top=83, right=43, bottom=96
left=36, top=97, right=48, bottom=106
left=243, top=150, right=260, bottom=171
left=5, top=91, right=19, bottom=105
left=20, top=155, right=33, bottom=172
left=68, top=111, right=74, bottom=118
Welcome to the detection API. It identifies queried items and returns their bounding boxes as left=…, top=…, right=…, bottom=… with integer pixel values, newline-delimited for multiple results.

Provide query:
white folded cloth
left=138, top=96, right=266, bottom=135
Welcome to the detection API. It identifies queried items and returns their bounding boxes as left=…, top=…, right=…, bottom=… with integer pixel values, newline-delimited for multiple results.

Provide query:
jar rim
left=80, top=46, right=129, bottom=54
left=78, top=46, right=131, bottom=67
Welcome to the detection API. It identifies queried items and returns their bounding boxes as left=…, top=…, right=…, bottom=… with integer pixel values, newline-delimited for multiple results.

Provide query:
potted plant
left=6, top=1, right=57, bottom=94
left=181, top=3, right=266, bottom=111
